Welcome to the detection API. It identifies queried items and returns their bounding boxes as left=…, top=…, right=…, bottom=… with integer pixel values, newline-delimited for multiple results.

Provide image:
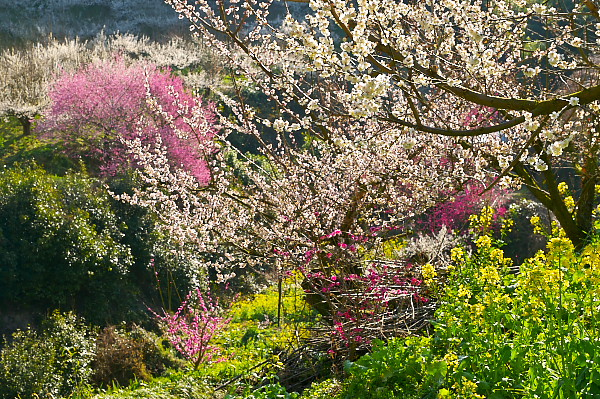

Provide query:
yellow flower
left=530, top=215, right=546, bottom=235
left=443, top=352, right=459, bottom=373
left=475, top=235, right=492, bottom=248
left=469, top=206, right=495, bottom=231
left=470, top=303, right=485, bottom=317
left=547, top=237, right=574, bottom=263
left=501, top=218, right=514, bottom=234
left=452, top=377, right=484, bottom=398
left=422, top=263, right=437, bottom=285
left=450, top=247, right=465, bottom=263
left=564, top=196, right=575, bottom=212
left=478, top=265, right=501, bottom=284
left=490, top=248, right=511, bottom=266
left=457, top=284, right=472, bottom=298
left=558, top=181, right=569, bottom=196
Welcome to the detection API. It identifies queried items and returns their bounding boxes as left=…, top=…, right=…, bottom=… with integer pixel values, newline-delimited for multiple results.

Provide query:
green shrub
left=226, top=383, right=299, bottom=399
left=92, top=325, right=183, bottom=388
left=126, top=325, right=185, bottom=376
left=299, top=379, right=342, bottom=399
left=92, top=326, right=152, bottom=388
left=92, top=373, right=216, bottom=399
left=342, top=337, right=441, bottom=399
left=0, top=165, right=203, bottom=325
left=0, top=166, right=134, bottom=323
left=0, top=311, right=96, bottom=398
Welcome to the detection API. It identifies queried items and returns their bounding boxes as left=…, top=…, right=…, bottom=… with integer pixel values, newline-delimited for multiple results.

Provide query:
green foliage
left=432, top=232, right=600, bottom=398
left=0, top=116, right=77, bottom=175
left=342, top=337, right=440, bottom=399
left=0, top=165, right=202, bottom=325
left=229, top=279, right=314, bottom=324
left=298, top=379, right=342, bottom=399
left=226, top=382, right=298, bottom=399
left=181, top=284, right=313, bottom=393
left=0, top=311, right=96, bottom=399
left=0, top=166, right=136, bottom=323
left=92, top=372, right=217, bottom=399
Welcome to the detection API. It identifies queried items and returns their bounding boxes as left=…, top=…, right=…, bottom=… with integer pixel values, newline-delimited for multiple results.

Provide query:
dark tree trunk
left=18, top=116, right=31, bottom=136
left=513, top=160, right=591, bottom=251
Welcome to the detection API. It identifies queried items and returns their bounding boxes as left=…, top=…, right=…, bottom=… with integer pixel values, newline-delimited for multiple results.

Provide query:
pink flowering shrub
left=425, top=182, right=509, bottom=233
left=152, top=288, right=230, bottom=369
left=283, top=228, right=429, bottom=359
left=37, top=58, right=216, bottom=183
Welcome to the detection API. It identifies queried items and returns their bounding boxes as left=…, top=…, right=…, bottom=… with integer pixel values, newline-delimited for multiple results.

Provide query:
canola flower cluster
left=432, top=212, right=600, bottom=397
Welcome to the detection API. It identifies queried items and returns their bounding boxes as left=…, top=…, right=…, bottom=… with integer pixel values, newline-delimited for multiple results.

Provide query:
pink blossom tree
left=152, top=288, right=230, bottom=369
left=37, top=58, right=216, bottom=183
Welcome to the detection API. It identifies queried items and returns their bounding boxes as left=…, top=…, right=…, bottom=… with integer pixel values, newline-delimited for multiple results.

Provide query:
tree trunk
left=18, top=116, right=31, bottom=136
left=512, top=161, right=588, bottom=251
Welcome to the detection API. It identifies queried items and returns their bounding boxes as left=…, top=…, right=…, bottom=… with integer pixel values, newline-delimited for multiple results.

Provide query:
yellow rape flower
left=475, top=235, right=492, bottom=248
left=530, top=215, right=545, bottom=235
left=558, top=181, right=569, bottom=196
left=452, top=377, right=484, bottom=399
left=443, top=351, right=459, bottom=373
left=457, top=284, right=472, bottom=298
left=501, top=218, right=514, bottom=234
left=564, top=196, right=575, bottom=213
left=547, top=237, right=575, bottom=263
left=469, top=206, right=495, bottom=231
left=470, top=303, right=485, bottom=317
left=450, top=247, right=465, bottom=263
left=490, top=248, right=512, bottom=268
left=422, top=263, right=437, bottom=285
left=478, top=265, right=501, bottom=284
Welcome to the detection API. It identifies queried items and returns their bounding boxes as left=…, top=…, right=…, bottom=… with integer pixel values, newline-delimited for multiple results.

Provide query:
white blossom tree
left=156, top=0, right=600, bottom=251
left=0, top=40, right=88, bottom=135
left=116, top=1, right=511, bottom=347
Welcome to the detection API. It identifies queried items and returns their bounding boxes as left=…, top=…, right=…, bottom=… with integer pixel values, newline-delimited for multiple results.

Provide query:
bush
left=226, top=383, right=299, bottom=399
left=0, top=311, right=96, bottom=398
left=431, top=231, right=600, bottom=398
left=0, top=165, right=203, bottom=326
left=299, top=379, right=342, bottom=399
left=0, top=166, right=134, bottom=323
left=93, top=326, right=151, bottom=388
left=92, top=324, right=183, bottom=388
left=342, top=337, right=440, bottom=399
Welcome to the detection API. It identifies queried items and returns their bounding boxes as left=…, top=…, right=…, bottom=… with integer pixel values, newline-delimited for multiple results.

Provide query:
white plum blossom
left=401, top=137, right=417, bottom=150
left=524, top=66, right=541, bottom=77
left=534, top=158, right=548, bottom=171
left=547, top=50, right=562, bottom=67
left=158, top=0, right=600, bottom=263
left=531, top=3, right=546, bottom=14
